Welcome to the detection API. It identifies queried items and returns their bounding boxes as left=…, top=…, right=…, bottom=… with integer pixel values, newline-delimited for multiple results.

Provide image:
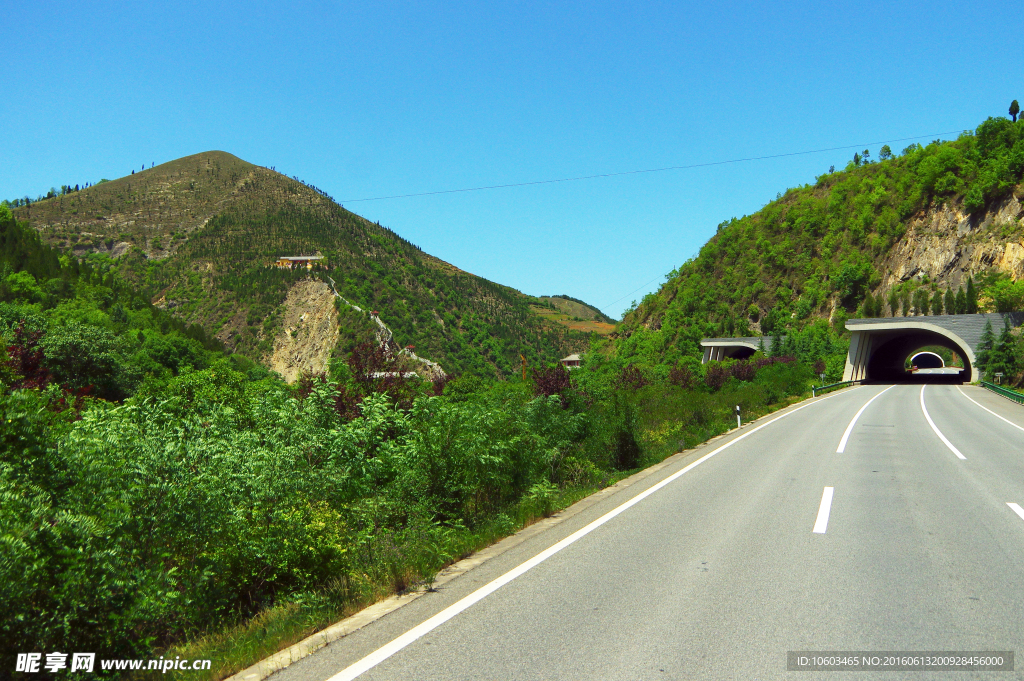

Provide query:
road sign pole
left=735, top=404, right=741, bottom=429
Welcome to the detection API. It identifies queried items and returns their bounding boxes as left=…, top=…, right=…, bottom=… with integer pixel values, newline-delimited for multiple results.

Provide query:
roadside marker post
left=735, top=405, right=741, bottom=429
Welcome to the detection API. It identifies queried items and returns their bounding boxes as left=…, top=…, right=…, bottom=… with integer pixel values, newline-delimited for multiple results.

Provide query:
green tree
left=944, top=288, right=956, bottom=317
left=770, top=329, right=784, bottom=358
left=861, top=292, right=877, bottom=318
left=913, top=288, right=930, bottom=315
left=887, top=289, right=899, bottom=317
left=976, top=319, right=995, bottom=374
left=879, top=145, right=893, bottom=160
left=39, top=322, right=132, bottom=399
left=1011, top=100, right=1020, bottom=123
left=900, top=290, right=912, bottom=316
left=955, top=286, right=968, bottom=314
left=987, top=320, right=1020, bottom=381
left=931, top=290, right=944, bottom=315
left=966, top=277, right=978, bottom=313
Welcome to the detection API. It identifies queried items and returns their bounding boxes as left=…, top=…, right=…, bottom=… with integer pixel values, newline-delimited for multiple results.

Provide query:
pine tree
left=976, top=319, right=995, bottom=375
left=887, top=289, right=899, bottom=317
left=955, top=287, right=967, bottom=314
left=966, top=277, right=978, bottom=313
left=861, top=292, right=876, bottom=318
left=1011, top=100, right=1020, bottom=123
left=988, top=319, right=1019, bottom=381
left=944, top=288, right=955, bottom=317
left=931, top=290, right=944, bottom=315
left=771, top=329, right=784, bottom=358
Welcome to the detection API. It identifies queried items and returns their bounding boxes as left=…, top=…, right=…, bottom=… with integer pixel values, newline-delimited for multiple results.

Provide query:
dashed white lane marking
left=324, top=390, right=858, bottom=681
left=956, top=386, right=1024, bottom=434
left=813, top=487, right=835, bottom=534
left=920, top=385, right=966, bottom=460
left=837, top=385, right=896, bottom=453
left=1008, top=503, right=1024, bottom=522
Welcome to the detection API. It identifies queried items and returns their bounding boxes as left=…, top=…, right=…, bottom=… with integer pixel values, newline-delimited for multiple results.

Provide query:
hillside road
left=271, top=383, right=1024, bottom=680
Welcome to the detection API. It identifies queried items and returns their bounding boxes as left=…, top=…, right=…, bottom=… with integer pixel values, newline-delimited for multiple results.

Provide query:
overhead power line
left=340, top=128, right=968, bottom=203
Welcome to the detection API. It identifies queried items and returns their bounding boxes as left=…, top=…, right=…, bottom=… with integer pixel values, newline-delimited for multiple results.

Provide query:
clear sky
left=3, top=1, right=1020, bottom=318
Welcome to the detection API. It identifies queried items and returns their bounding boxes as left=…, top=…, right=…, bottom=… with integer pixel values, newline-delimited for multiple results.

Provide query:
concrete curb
left=226, top=391, right=833, bottom=681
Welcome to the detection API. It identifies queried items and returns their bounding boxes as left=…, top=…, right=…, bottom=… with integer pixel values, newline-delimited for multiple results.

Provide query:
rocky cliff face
left=879, top=196, right=1024, bottom=295
left=268, top=279, right=339, bottom=382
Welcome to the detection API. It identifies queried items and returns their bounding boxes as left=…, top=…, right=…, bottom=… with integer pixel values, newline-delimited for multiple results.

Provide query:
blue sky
left=3, top=1, right=1020, bottom=318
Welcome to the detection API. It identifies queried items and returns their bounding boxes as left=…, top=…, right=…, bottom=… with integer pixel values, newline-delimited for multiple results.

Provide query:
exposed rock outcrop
left=878, top=196, right=1024, bottom=295
left=268, top=279, right=339, bottom=382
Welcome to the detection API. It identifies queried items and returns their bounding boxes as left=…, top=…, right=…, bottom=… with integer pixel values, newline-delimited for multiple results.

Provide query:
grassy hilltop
left=11, top=151, right=591, bottom=377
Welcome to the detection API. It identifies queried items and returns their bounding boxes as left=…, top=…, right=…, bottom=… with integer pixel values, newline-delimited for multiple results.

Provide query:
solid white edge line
left=812, top=486, right=835, bottom=534
left=325, top=388, right=858, bottom=681
left=837, top=385, right=896, bottom=452
left=919, top=385, right=966, bottom=460
left=956, top=386, right=1024, bottom=433
left=1008, top=503, right=1024, bottom=521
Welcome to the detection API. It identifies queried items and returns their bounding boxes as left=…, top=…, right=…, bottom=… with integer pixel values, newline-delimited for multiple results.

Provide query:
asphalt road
left=272, top=384, right=1024, bottom=681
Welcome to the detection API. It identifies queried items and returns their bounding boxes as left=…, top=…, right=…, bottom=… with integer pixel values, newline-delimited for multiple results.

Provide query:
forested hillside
left=614, top=116, right=1024, bottom=374
left=10, top=152, right=588, bottom=378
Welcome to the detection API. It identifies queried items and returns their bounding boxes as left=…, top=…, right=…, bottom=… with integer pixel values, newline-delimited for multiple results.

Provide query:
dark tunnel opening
left=865, top=332, right=971, bottom=383
left=727, top=347, right=756, bottom=360
left=910, top=352, right=944, bottom=369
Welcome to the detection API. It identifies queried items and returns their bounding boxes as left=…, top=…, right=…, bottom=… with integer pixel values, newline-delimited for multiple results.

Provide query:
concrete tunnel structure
left=842, top=313, right=1024, bottom=383
left=701, top=312, right=1024, bottom=384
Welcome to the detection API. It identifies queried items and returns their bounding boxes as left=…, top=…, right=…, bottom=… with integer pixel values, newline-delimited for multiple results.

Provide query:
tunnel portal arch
left=909, top=351, right=945, bottom=369
left=845, top=319, right=978, bottom=383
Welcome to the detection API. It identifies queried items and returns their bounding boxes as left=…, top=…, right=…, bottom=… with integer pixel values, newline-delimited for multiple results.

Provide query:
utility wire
left=340, top=129, right=967, bottom=203
left=599, top=276, right=666, bottom=314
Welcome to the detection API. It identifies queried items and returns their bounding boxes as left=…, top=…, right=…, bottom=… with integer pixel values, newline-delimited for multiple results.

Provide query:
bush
left=704, top=363, right=727, bottom=391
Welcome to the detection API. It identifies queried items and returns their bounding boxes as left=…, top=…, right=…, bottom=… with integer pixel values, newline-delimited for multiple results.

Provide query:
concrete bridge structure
left=701, top=312, right=1024, bottom=384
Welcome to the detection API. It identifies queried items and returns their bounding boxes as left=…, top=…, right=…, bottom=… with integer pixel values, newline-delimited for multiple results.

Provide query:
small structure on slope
left=275, top=255, right=324, bottom=269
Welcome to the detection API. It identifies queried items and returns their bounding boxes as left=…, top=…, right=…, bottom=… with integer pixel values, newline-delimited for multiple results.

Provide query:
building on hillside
left=275, top=255, right=324, bottom=269
left=560, top=353, right=582, bottom=369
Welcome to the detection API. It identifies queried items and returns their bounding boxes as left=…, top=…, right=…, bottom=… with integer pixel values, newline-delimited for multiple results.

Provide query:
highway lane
left=271, top=384, right=1024, bottom=681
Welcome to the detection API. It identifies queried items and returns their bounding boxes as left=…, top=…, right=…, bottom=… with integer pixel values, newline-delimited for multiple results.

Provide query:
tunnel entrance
left=865, top=331, right=971, bottom=383
left=910, top=351, right=945, bottom=369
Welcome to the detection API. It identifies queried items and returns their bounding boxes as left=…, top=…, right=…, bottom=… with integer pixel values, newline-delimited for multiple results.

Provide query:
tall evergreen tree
left=931, top=290, right=944, bottom=315
left=987, top=319, right=1019, bottom=381
left=861, top=292, right=876, bottom=318
left=944, top=288, right=956, bottom=317
left=955, top=287, right=967, bottom=314
left=976, top=319, right=995, bottom=374
left=1011, top=100, right=1020, bottom=123
left=913, top=288, right=930, bottom=315
left=887, top=289, right=899, bottom=317
left=770, top=329, right=784, bottom=358
left=966, top=277, right=978, bottom=313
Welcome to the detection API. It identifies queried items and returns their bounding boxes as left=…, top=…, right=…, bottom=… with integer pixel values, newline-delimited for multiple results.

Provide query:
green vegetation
left=12, top=152, right=589, bottom=379
left=12, top=112, right=1024, bottom=677
left=616, top=116, right=1024, bottom=377
left=3, top=200, right=822, bottom=675
left=538, top=295, right=617, bottom=323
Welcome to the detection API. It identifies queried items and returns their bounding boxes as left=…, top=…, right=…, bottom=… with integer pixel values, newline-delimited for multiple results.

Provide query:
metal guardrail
left=980, top=381, right=1024, bottom=405
left=812, top=381, right=855, bottom=397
